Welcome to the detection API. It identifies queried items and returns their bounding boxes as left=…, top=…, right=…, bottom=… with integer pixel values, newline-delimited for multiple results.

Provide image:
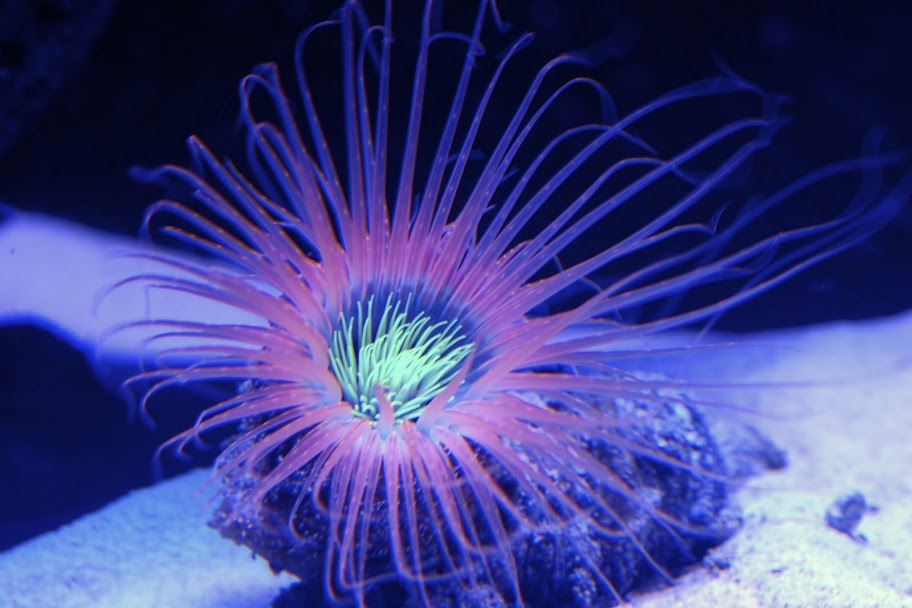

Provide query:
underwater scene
left=0, top=1, right=910, bottom=607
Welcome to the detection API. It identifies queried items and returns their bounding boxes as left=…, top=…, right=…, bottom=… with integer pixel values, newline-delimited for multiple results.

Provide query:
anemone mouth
left=328, top=291, right=473, bottom=425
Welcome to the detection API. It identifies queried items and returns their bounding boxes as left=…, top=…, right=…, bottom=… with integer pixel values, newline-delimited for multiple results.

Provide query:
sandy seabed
left=634, top=310, right=912, bottom=608
left=1, top=311, right=910, bottom=608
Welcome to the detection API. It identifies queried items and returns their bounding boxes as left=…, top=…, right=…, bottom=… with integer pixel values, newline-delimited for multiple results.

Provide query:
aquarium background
left=1, top=0, right=910, bottom=563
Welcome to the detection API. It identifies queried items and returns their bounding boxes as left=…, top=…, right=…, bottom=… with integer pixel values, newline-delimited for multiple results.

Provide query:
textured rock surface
left=214, top=391, right=744, bottom=608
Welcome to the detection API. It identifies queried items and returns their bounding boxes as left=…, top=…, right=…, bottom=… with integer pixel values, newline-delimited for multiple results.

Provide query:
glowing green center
left=329, top=294, right=472, bottom=423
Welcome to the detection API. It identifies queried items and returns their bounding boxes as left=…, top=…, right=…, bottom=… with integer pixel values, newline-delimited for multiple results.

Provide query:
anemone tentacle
left=120, top=1, right=904, bottom=605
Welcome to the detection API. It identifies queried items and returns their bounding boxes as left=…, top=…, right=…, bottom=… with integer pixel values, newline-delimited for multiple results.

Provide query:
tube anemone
left=120, top=1, right=901, bottom=606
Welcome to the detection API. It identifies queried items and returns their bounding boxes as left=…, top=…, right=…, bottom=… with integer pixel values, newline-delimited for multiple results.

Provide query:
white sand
left=635, top=311, right=912, bottom=608
left=1, top=311, right=910, bottom=608
left=0, top=471, right=296, bottom=608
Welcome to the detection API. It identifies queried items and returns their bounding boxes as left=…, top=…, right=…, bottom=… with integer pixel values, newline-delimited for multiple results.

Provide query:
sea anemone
left=119, top=0, right=897, bottom=606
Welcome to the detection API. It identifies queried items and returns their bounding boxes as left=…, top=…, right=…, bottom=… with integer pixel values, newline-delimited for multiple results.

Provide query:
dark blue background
left=1, top=0, right=910, bottom=555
